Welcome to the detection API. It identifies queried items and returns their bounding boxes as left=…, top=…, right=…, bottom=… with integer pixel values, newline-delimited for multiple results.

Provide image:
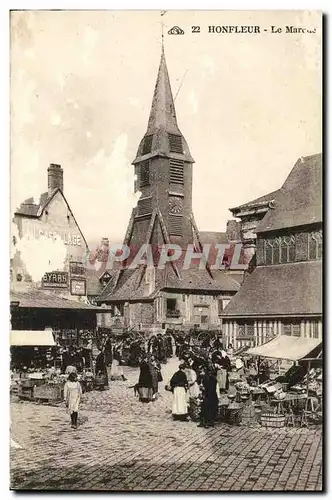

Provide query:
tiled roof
left=257, top=154, right=322, bottom=233
left=10, top=290, right=105, bottom=310
left=15, top=203, right=40, bottom=217
left=222, top=261, right=322, bottom=317
left=15, top=192, right=49, bottom=217
left=86, top=268, right=118, bottom=297
left=163, top=265, right=241, bottom=293
left=199, top=231, right=229, bottom=245
left=230, top=190, right=279, bottom=213
left=98, top=260, right=241, bottom=303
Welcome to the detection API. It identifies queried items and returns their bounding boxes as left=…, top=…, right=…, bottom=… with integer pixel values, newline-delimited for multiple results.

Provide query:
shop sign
left=42, top=271, right=69, bottom=289
left=70, top=279, right=86, bottom=296
left=69, top=261, right=85, bottom=277
left=23, top=221, right=82, bottom=246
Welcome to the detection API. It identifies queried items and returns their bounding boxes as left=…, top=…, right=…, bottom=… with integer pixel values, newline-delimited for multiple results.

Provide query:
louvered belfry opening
left=139, top=160, right=150, bottom=187
left=168, top=133, right=183, bottom=154
left=170, top=159, right=184, bottom=185
left=142, top=134, right=153, bottom=155
left=169, top=214, right=183, bottom=236
left=137, top=197, right=152, bottom=216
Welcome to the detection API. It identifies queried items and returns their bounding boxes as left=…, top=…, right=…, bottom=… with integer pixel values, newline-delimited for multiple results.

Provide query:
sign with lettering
left=70, top=279, right=86, bottom=296
left=22, top=220, right=82, bottom=247
left=69, top=261, right=85, bottom=276
left=42, top=271, right=69, bottom=289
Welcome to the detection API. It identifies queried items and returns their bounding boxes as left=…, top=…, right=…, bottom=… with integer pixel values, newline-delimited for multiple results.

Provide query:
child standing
left=64, top=372, right=82, bottom=429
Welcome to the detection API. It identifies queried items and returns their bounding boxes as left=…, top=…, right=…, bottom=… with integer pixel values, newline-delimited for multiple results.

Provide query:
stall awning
left=246, top=335, right=322, bottom=361
left=10, top=330, right=56, bottom=347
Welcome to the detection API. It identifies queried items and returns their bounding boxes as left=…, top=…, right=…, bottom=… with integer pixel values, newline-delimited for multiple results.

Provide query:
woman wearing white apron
left=169, top=364, right=189, bottom=421
left=110, top=344, right=127, bottom=381
left=184, top=364, right=200, bottom=400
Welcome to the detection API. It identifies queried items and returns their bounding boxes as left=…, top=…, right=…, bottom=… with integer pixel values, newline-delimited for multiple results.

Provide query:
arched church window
left=272, top=237, right=281, bottom=264
left=264, top=239, right=273, bottom=265
left=280, top=235, right=296, bottom=263
left=309, top=230, right=323, bottom=260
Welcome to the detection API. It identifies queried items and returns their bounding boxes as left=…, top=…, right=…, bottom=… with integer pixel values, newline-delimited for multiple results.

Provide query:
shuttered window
left=168, top=134, right=183, bottom=153
left=137, top=197, right=152, bottom=216
left=142, top=135, right=153, bottom=155
left=169, top=214, right=182, bottom=236
left=170, top=159, right=184, bottom=185
left=139, top=160, right=150, bottom=187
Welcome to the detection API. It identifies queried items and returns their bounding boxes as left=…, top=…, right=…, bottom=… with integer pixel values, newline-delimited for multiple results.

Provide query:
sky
left=10, top=10, right=322, bottom=249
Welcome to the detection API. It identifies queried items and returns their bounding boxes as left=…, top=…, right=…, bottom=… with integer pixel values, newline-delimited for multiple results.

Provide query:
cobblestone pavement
left=10, top=357, right=323, bottom=491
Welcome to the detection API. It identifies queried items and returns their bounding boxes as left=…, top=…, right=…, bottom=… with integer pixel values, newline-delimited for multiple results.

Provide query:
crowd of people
left=168, top=335, right=234, bottom=427
left=62, top=330, right=257, bottom=430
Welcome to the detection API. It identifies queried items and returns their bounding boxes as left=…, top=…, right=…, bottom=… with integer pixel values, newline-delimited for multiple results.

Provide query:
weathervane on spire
left=160, top=10, right=166, bottom=53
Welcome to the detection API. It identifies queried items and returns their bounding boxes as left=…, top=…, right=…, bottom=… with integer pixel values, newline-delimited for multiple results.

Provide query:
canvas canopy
left=10, top=330, right=56, bottom=347
left=246, top=335, right=321, bottom=362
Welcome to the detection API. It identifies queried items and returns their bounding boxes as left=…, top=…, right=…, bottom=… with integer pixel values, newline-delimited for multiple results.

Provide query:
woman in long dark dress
left=199, top=367, right=219, bottom=428
left=137, top=356, right=154, bottom=402
left=169, top=364, right=189, bottom=421
left=149, top=356, right=160, bottom=400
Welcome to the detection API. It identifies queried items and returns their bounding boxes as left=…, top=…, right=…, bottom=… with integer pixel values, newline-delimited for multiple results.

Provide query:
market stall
left=246, top=335, right=323, bottom=427
left=186, top=334, right=322, bottom=428
left=10, top=330, right=95, bottom=402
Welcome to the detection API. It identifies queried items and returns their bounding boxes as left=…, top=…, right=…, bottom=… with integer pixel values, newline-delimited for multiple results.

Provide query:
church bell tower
left=125, top=46, right=197, bottom=254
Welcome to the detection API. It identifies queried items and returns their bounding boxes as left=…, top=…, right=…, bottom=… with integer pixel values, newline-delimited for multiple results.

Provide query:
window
left=170, top=159, right=184, bottom=185
left=272, top=238, right=280, bottom=264
left=169, top=214, right=182, bottom=236
left=137, top=197, right=152, bottom=216
left=193, top=305, right=210, bottom=325
left=166, top=298, right=180, bottom=318
left=218, top=298, right=230, bottom=315
left=142, top=135, right=153, bottom=155
left=309, top=231, right=322, bottom=260
left=237, top=322, right=255, bottom=338
left=311, top=321, right=321, bottom=339
left=168, top=134, right=183, bottom=153
left=264, top=236, right=296, bottom=265
left=139, top=160, right=150, bottom=187
left=265, top=240, right=273, bottom=265
left=282, top=322, right=301, bottom=337
left=280, top=236, right=296, bottom=263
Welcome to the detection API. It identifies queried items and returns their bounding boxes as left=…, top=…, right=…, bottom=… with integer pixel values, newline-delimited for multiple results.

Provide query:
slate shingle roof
left=222, top=261, right=322, bottom=317
left=257, top=154, right=322, bottom=233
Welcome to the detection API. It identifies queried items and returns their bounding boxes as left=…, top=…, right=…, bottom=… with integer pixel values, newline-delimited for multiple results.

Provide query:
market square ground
left=10, top=358, right=322, bottom=492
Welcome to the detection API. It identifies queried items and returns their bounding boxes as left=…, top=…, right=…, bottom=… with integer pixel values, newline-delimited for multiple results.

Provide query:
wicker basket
left=33, top=384, right=63, bottom=402
left=188, top=397, right=201, bottom=421
left=260, top=412, right=286, bottom=428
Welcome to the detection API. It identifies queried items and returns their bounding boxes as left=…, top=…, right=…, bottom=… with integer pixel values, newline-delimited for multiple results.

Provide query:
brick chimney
left=48, top=163, right=64, bottom=194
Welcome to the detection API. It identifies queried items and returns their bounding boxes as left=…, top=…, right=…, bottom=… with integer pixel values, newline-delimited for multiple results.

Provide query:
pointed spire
left=146, top=48, right=179, bottom=134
